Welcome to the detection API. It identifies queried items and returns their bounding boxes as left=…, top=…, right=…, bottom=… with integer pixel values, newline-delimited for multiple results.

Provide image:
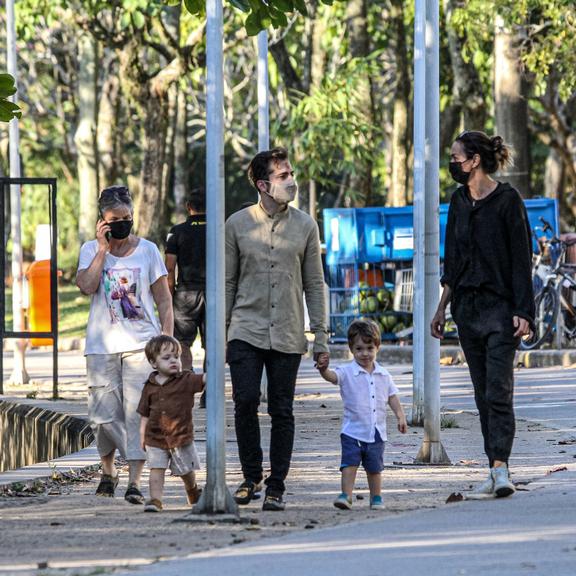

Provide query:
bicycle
left=520, top=217, right=576, bottom=350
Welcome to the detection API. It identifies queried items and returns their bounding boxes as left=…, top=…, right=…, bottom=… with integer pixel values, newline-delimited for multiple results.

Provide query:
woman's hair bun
left=491, top=135, right=504, bottom=152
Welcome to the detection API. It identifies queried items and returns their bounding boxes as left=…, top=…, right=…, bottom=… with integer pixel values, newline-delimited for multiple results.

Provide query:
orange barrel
left=26, top=260, right=58, bottom=346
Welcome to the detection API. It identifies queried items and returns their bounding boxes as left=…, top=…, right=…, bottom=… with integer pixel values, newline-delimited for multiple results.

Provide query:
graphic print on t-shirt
left=102, top=267, right=145, bottom=323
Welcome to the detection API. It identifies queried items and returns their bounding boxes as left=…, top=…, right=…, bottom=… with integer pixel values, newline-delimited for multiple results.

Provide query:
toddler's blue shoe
left=370, top=495, right=385, bottom=510
left=333, top=493, right=352, bottom=510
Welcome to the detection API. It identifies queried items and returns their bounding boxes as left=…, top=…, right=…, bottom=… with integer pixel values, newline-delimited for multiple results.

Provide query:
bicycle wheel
left=519, top=285, right=559, bottom=350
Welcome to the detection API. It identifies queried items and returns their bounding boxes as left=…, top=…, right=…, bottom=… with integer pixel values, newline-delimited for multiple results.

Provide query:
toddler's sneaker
left=144, top=498, right=163, bottom=513
left=466, top=473, right=496, bottom=500
left=492, top=466, right=515, bottom=498
left=369, top=495, right=385, bottom=510
left=333, top=493, right=352, bottom=510
left=186, top=484, right=202, bottom=506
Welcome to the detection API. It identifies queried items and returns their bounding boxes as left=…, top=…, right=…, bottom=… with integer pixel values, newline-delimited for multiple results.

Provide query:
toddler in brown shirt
left=137, top=335, right=205, bottom=512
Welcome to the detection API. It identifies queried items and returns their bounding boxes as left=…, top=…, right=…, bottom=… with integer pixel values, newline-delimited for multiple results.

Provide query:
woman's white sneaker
left=492, top=466, right=515, bottom=498
left=466, top=474, right=495, bottom=500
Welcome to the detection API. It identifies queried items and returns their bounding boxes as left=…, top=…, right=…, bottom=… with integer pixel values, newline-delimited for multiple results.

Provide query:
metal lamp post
left=413, top=0, right=449, bottom=464
left=192, top=0, right=237, bottom=515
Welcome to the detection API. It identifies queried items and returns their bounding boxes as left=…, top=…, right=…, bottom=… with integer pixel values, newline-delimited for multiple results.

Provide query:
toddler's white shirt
left=334, top=360, right=399, bottom=443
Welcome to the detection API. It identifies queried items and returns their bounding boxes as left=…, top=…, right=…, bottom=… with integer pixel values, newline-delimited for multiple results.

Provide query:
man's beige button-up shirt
left=225, top=202, right=329, bottom=355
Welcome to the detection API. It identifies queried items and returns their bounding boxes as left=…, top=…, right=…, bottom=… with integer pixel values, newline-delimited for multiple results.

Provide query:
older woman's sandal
left=95, top=473, right=119, bottom=497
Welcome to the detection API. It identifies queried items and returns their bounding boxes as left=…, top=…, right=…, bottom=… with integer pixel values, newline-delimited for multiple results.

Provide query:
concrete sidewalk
left=122, top=467, right=576, bottom=576
left=0, top=352, right=575, bottom=575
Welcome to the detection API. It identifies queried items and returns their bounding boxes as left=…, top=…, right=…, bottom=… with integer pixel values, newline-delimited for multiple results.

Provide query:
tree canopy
left=0, top=0, right=575, bottom=276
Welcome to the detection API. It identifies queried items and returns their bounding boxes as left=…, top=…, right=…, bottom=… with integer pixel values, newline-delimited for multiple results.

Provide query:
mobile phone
left=99, top=214, right=111, bottom=242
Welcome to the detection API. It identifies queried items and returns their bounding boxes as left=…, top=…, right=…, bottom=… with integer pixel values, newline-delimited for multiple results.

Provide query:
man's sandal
left=233, top=480, right=262, bottom=505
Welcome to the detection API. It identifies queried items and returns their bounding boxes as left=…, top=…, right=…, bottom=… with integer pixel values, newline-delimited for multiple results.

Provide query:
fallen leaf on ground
left=446, top=492, right=464, bottom=503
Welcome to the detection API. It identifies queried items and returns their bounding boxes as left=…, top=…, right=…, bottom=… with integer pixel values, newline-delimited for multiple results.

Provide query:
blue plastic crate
left=323, top=199, right=559, bottom=343
left=324, top=199, right=555, bottom=266
left=323, top=209, right=359, bottom=265
left=524, top=198, right=559, bottom=253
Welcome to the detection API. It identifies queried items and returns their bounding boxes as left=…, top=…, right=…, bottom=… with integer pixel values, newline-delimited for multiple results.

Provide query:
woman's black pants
left=453, top=290, right=519, bottom=466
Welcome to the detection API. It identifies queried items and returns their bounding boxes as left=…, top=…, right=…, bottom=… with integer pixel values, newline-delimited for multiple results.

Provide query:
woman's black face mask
left=107, top=219, right=133, bottom=239
left=449, top=160, right=472, bottom=185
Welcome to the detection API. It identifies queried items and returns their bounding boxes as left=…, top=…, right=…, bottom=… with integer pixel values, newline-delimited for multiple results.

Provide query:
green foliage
left=0, top=74, right=22, bottom=122
left=452, top=0, right=576, bottom=98
left=281, top=57, right=382, bottom=196
left=176, top=0, right=343, bottom=35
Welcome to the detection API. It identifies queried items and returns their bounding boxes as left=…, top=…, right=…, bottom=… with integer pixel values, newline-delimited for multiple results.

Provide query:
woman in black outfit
left=431, top=131, right=535, bottom=499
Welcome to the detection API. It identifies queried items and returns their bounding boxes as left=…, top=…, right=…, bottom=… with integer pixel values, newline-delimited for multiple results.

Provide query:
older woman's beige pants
left=86, top=350, right=150, bottom=461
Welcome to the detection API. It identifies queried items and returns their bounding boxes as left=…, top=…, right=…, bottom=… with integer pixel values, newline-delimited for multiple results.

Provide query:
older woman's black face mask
left=107, top=219, right=133, bottom=239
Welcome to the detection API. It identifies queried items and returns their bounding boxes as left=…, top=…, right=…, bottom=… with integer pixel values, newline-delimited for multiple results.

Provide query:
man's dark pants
left=452, top=290, right=519, bottom=467
left=227, top=339, right=302, bottom=494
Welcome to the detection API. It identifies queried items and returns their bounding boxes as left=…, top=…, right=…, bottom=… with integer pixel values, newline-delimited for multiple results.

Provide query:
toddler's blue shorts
left=340, top=429, right=384, bottom=473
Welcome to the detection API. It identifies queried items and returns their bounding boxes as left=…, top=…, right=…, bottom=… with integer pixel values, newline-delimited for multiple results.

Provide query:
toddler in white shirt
left=317, top=319, right=407, bottom=510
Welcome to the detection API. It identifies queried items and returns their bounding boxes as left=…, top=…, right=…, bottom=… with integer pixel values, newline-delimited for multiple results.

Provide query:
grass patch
left=58, top=283, right=90, bottom=337
left=440, top=414, right=460, bottom=429
left=3, top=282, right=90, bottom=339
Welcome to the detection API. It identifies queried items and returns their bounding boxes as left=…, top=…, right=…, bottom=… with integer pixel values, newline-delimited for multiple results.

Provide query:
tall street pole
left=414, top=0, right=449, bottom=464
left=257, top=30, right=269, bottom=152
left=257, top=29, right=270, bottom=403
left=6, top=0, right=29, bottom=385
left=412, top=0, right=426, bottom=427
left=193, top=0, right=237, bottom=514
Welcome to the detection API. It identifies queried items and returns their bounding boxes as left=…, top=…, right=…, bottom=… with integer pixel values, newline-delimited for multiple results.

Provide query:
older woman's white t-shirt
left=78, top=239, right=168, bottom=355
left=333, top=361, right=399, bottom=443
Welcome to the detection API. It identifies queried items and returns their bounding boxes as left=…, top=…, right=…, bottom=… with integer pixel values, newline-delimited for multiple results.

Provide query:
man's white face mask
left=264, top=180, right=298, bottom=205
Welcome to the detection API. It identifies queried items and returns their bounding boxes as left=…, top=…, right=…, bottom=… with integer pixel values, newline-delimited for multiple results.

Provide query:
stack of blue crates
left=323, top=198, right=558, bottom=343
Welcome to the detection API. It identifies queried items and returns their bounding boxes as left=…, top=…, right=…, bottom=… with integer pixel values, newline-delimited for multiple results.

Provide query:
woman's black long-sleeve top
left=440, top=181, right=535, bottom=327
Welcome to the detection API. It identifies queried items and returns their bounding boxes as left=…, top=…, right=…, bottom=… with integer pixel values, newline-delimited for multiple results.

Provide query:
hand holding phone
left=96, top=218, right=111, bottom=248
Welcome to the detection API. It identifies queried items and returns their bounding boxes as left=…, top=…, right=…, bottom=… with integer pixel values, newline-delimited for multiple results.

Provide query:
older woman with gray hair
left=77, top=185, right=173, bottom=503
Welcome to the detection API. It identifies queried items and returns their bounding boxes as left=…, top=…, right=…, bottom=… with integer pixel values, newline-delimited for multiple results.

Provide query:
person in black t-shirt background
left=165, top=190, right=207, bottom=407
left=430, top=130, right=534, bottom=501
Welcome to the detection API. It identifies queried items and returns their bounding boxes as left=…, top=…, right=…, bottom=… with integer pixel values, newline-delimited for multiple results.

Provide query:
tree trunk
left=135, top=91, right=170, bottom=244
left=269, top=38, right=304, bottom=95
left=494, top=15, right=531, bottom=197
left=346, top=0, right=374, bottom=206
left=161, top=83, right=179, bottom=230
left=544, top=148, right=564, bottom=200
left=444, top=0, right=486, bottom=133
left=74, top=34, right=99, bottom=244
left=97, top=58, right=122, bottom=188
left=173, top=87, right=188, bottom=218
left=388, top=0, right=411, bottom=207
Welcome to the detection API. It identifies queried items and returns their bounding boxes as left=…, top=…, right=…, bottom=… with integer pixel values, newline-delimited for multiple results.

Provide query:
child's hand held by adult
left=315, top=352, right=329, bottom=371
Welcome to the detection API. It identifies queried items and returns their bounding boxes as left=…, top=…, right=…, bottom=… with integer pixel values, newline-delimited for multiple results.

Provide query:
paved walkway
left=0, top=351, right=575, bottom=575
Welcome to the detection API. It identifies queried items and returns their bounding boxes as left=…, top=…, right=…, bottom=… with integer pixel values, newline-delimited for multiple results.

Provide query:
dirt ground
left=0, top=366, right=574, bottom=576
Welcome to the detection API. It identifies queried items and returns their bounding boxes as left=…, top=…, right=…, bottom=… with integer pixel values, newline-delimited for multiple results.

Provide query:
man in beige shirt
left=225, top=147, right=329, bottom=511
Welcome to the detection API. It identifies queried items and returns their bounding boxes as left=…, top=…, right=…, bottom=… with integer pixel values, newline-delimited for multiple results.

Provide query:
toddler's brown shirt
left=137, top=371, right=204, bottom=449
